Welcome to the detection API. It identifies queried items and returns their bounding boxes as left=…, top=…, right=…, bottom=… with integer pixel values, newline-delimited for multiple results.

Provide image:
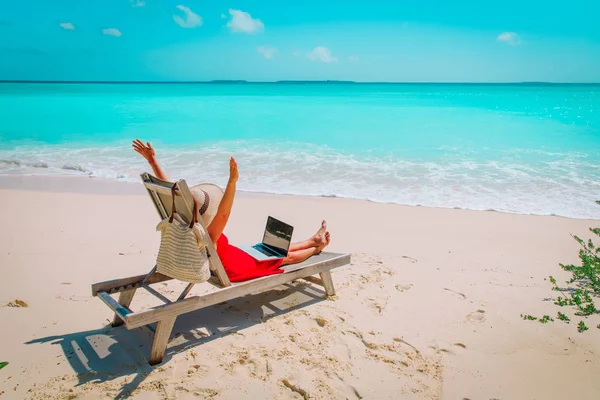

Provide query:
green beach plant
left=578, top=321, right=589, bottom=332
left=554, top=228, right=600, bottom=311
left=523, top=226, right=600, bottom=333
left=557, top=312, right=570, bottom=323
left=520, top=314, right=537, bottom=321
left=0, top=362, right=7, bottom=370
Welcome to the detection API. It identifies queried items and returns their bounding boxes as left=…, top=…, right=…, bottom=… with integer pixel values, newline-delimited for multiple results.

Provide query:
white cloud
left=173, top=5, right=202, bottom=28
left=497, top=32, right=521, bottom=45
left=348, top=55, right=359, bottom=62
left=102, top=28, right=122, bottom=37
left=307, top=46, right=338, bottom=63
left=257, top=46, right=277, bottom=59
left=221, top=13, right=226, bottom=19
left=226, top=9, right=264, bottom=34
left=292, top=51, right=302, bottom=58
left=130, top=0, right=145, bottom=7
left=59, top=22, right=75, bottom=30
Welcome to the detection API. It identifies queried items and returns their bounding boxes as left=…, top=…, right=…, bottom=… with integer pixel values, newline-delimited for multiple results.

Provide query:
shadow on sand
left=26, top=282, right=327, bottom=399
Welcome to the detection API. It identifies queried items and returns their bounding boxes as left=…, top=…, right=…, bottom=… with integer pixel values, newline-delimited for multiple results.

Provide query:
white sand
left=1, top=175, right=599, bottom=399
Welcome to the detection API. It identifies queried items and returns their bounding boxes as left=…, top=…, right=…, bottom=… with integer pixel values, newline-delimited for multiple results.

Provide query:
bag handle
left=169, top=182, right=199, bottom=229
left=169, top=183, right=178, bottom=223
left=189, top=197, right=198, bottom=229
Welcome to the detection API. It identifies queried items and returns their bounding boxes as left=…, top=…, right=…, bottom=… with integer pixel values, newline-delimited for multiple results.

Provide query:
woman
left=132, top=139, right=331, bottom=282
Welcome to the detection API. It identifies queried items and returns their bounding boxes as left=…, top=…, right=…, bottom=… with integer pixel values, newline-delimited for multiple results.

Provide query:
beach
left=2, top=0, right=600, bottom=397
left=1, top=175, right=599, bottom=400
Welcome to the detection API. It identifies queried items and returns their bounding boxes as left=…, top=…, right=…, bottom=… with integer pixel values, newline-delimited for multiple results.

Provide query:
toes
left=316, top=221, right=327, bottom=237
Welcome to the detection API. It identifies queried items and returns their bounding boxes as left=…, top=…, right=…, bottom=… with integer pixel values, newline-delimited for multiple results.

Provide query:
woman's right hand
left=229, top=157, right=239, bottom=183
left=132, top=139, right=156, bottom=163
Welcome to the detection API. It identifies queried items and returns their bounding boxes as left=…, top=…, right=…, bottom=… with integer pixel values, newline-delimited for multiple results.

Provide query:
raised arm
left=207, top=157, right=238, bottom=245
left=132, top=139, right=169, bottom=181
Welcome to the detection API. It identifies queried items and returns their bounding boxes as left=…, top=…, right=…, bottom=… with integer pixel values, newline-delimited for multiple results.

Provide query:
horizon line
left=1, top=80, right=599, bottom=85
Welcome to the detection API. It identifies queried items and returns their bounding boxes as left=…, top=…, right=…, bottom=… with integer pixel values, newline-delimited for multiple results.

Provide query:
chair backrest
left=141, top=173, right=232, bottom=287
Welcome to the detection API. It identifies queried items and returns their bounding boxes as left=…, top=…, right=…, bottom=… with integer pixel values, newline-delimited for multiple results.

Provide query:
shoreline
left=1, top=174, right=598, bottom=222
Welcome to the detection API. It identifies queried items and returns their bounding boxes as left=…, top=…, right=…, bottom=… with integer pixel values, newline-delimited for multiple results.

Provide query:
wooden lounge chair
left=91, top=173, right=351, bottom=365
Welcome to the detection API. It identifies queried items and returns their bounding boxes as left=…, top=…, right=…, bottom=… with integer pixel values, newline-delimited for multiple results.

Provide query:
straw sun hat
left=189, top=183, right=224, bottom=227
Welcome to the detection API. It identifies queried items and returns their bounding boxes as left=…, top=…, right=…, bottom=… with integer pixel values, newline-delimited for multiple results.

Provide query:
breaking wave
left=1, top=141, right=599, bottom=220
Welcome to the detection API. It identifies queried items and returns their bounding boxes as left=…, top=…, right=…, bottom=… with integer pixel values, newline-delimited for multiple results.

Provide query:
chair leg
left=112, top=288, right=137, bottom=327
left=319, top=270, right=336, bottom=297
left=149, top=316, right=176, bottom=365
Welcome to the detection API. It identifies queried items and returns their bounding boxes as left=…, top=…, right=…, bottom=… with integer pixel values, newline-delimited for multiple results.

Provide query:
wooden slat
left=125, top=253, right=350, bottom=329
left=98, top=291, right=131, bottom=323
left=143, top=182, right=177, bottom=196
left=144, top=286, right=173, bottom=304
left=208, top=253, right=231, bottom=288
left=142, top=266, right=158, bottom=284
left=278, top=252, right=346, bottom=272
left=302, top=276, right=324, bottom=287
left=92, top=271, right=173, bottom=297
left=112, top=289, right=137, bottom=327
left=177, top=283, right=195, bottom=301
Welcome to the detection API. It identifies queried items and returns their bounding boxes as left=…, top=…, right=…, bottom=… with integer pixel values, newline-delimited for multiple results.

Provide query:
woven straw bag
left=155, top=184, right=211, bottom=283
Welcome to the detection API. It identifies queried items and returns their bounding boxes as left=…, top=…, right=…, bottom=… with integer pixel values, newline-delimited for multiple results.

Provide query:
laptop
left=238, top=216, right=294, bottom=261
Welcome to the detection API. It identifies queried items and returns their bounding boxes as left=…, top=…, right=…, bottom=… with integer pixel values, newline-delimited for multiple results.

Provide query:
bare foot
left=316, top=232, right=331, bottom=254
left=312, top=220, right=327, bottom=247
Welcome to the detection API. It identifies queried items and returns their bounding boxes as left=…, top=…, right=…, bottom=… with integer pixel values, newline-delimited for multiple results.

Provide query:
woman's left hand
left=229, top=157, right=239, bottom=183
left=132, top=139, right=156, bottom=163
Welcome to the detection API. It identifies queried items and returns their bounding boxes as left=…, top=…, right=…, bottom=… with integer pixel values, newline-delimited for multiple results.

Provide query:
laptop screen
left=262, top=216, right=294, bottom=256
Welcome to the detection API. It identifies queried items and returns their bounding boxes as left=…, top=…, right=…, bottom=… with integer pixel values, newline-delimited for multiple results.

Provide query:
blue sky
left=0, top=0, right=599, bottom=82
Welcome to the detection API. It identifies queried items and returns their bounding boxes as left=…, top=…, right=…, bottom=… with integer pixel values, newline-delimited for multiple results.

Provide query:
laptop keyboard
left=253, top=244, right=279, bottom=257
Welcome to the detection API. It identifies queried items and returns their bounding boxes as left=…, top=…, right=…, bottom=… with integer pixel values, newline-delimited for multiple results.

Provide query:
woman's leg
left=281, top=247, right=321, bottom=265
left=288, top=239, right=313, bottom=252
left=282, top=232, right=330, bottom=266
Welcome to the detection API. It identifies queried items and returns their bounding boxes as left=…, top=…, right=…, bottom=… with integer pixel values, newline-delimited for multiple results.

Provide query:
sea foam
left=1, top=141, right=599, bottom=220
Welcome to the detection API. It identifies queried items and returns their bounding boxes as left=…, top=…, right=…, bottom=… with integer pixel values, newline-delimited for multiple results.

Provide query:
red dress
left=216, top=234, right=284, bottom=282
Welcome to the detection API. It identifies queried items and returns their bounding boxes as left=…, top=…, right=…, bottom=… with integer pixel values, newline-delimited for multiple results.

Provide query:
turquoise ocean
left=1, top=82, right=599, bottom=219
